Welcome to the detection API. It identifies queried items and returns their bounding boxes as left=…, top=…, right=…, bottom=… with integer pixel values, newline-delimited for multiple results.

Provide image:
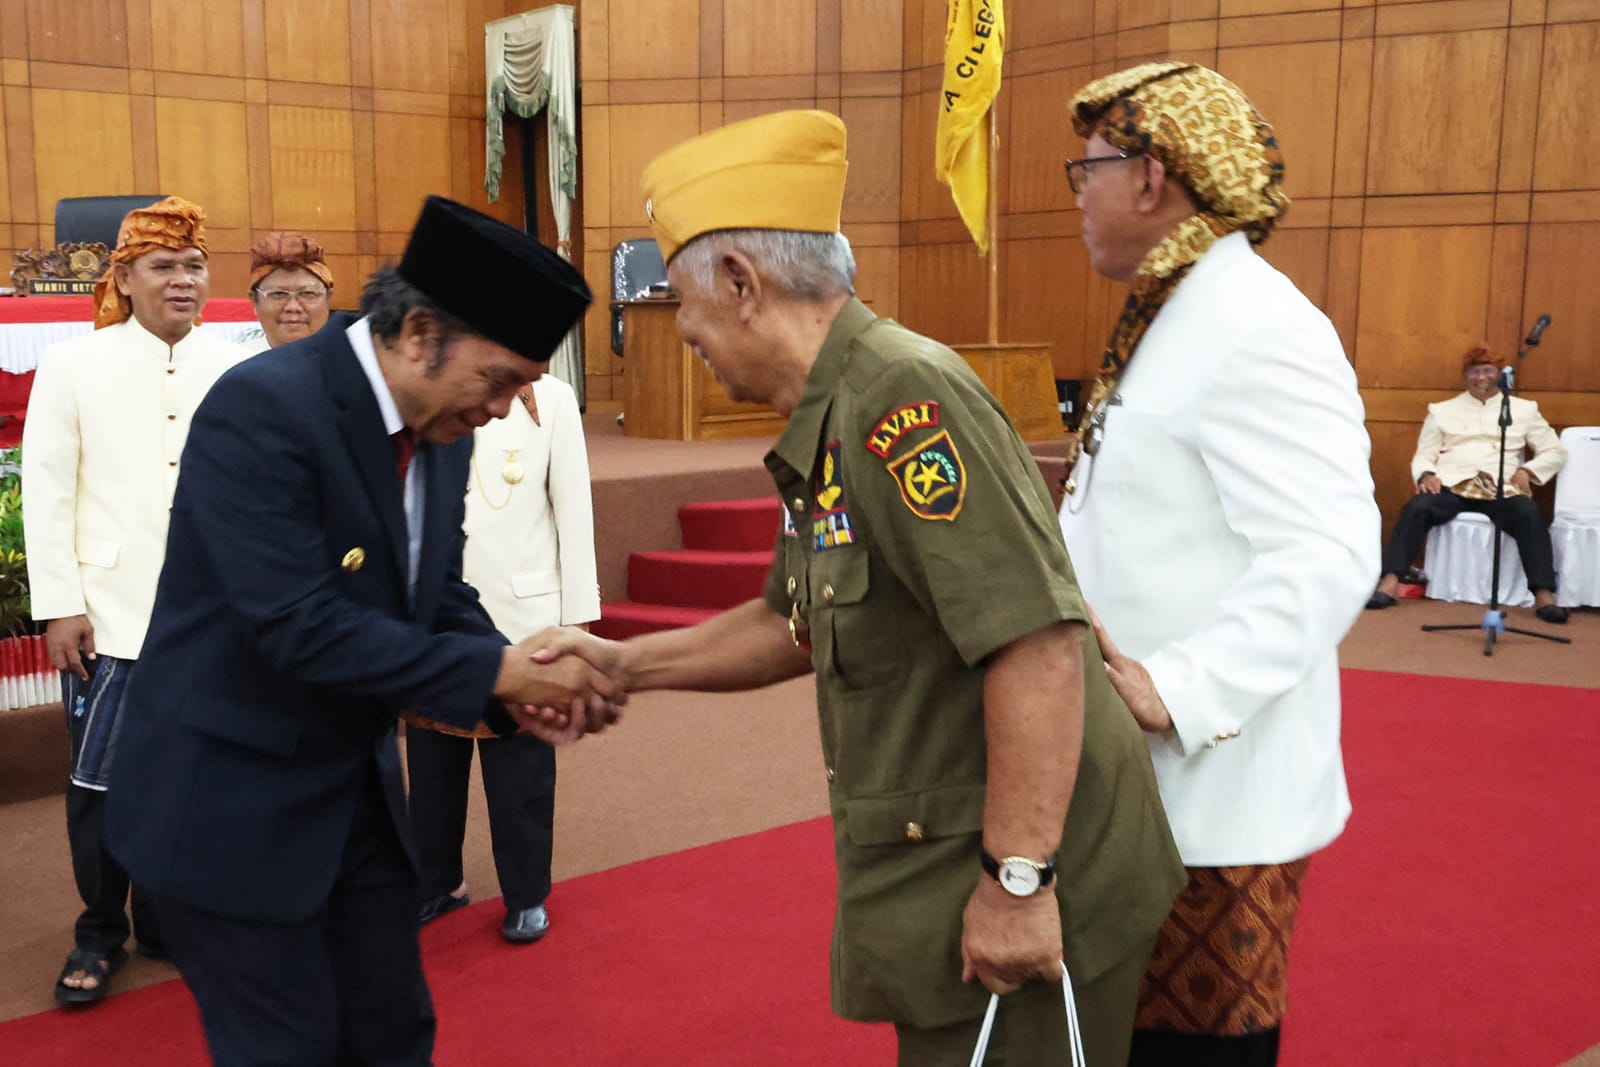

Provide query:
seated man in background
left=247, top=231, right=334, bottom=350
left=1367, top=343, right=1568, bottom=622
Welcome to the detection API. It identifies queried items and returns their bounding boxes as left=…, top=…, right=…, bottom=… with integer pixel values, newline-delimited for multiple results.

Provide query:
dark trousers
left=405, top=728, right=555, bottom=911
left=66, top=783, right=160, bottom=956
left=893, top=936, right=1156, bottom=1066
left=1129, top=1027, right=1281, bottom=1066
left=155, top=766, right=435, bottom=1067
left=1383, top=490, right=1557, bottom=592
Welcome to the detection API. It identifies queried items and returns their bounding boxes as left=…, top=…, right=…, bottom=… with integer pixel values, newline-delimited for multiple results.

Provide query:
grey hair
left=672, top=229, right=857, bottom=302
left=358, top=266, right=470, bottom=344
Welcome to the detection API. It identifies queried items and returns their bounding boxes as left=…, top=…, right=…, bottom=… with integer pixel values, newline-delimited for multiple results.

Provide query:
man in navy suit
left=106, top=197, right=616, bottom=1066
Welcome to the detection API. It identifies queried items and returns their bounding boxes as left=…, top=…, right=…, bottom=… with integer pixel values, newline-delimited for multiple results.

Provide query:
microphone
left=1524, top=314, right=1551, bottom=348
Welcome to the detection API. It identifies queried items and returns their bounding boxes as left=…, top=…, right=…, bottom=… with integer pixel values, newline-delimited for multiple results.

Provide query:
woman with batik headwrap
left=247, top=232, right=334, bottom=349
left=1054, top=62, right=1381, bottom=1066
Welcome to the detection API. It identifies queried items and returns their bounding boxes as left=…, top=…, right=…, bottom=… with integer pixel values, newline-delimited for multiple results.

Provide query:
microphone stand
left=1421, top=325, right=1571, bottom=656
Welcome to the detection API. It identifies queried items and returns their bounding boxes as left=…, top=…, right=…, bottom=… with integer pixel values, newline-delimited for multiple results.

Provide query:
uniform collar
left=767, top=297, right=877, bottom=481
left=113, top=314, right=204, bottom=357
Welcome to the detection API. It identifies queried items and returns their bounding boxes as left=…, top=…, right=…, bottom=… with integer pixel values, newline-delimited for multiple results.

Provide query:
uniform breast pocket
left=1097, top=406, right=1203, bottom=503
left=813, top=548, right=906, bottom=691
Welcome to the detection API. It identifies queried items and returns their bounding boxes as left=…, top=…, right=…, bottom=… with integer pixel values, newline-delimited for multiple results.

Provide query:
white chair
left=1551, top=426, right=1600, bottom=608
left=1425, top=513, right=1534, bottom=607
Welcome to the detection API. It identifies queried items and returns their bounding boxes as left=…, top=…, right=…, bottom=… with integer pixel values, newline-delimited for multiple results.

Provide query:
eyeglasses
left=1063, top=151, right=1144, bottom=194
left=1464, top=366, right=1501, bottom=378
left=256, top=287, right=328, bottom=306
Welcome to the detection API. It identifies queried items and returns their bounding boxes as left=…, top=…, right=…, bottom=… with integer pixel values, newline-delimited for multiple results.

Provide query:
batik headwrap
left=248, top=232, right=334, bottom=291
left=91, top=195, right=210, bottom=329
left=1067, top=62, right=1288, bottom=461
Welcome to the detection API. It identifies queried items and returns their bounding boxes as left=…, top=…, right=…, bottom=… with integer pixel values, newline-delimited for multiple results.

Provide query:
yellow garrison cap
left=640, top=109, right=848, bottom=264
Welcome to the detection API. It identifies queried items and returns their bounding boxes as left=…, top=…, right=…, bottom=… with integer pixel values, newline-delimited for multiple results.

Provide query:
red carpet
left=596, top=497, right=777, bottom=639
left=2, top=669, right=1596, bottom=1065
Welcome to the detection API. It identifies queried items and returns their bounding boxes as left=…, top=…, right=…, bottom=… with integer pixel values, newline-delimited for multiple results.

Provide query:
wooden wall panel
left=372, top=113, right=453, bottom=233
left=148, top=0, right=245, bottom=77
left=368, top=0, right=452, bottom=93
left=1004, top=237, right=1088, bottom=379
left=839, top=96, right=900, bottom=223
left=267, top=105, right=358, bottom=231
left=1260, top=227, right=1331, bottom=312
left=608, top=0, right=698, bottom=80
left=31, top=90, right=135, bottom=214
left=1532, top=22, right=1600, bottom=192
left=0, top=92, right=10, bottom=223
left=265, top=0, right=353, bottom=86
left=853, top=244, right=899, bottom=318
left=153, top=98, right=252, bottom=230
left=1522, top=223, right=1600, bottom=393
left=1009, top=3, right=1096, bottom=50
left=1367, top=31, right=1505, bottom=195
left=1007, top=68, right=1090, bottom=214
left=900, top=243, right=987, bottom=345
left=840, top=0, right=903, bottom=72
left=1354, top=226, right=1495, bottom=388
left=1217, top=40, right=1339, bottom=199
left=721, top=98, right=816, bottom=125
left=605, top=103, right=699, bottom=225
left=723, top=0, right=818, bottom=78
left=24, top=0, right=127, bottom=68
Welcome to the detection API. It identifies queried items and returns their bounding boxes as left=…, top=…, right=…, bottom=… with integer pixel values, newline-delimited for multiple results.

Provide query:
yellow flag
left=935, top=0, right=1005, bottom=254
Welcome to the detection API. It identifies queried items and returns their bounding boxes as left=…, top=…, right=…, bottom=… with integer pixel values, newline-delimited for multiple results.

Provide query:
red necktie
left=391, top=429, right=416, bottom=484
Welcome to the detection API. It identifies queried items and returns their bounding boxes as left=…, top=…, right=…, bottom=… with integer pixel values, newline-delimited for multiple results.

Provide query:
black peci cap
left=397, top=196, right=591, bottom=364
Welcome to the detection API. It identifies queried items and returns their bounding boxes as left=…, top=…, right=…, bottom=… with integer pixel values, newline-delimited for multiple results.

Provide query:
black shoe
left=1366, top=590, right=1398, bottom=610
left=1536, top=603, right=1569, bottom=624
left=502, top=905, right=550, bottom=944
left=418, top=892, right=470, bottom=926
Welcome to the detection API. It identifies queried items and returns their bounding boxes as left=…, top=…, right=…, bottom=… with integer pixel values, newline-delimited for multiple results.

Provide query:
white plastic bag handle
left=967, top=960, right=1085, bottom=1067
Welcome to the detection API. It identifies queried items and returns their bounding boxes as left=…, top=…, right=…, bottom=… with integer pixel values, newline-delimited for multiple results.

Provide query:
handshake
left=491, top=627, right=631, bottom=745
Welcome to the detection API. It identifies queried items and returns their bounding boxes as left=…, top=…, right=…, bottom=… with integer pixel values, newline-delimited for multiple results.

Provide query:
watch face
left=998, top=860, right=1042, bottom=897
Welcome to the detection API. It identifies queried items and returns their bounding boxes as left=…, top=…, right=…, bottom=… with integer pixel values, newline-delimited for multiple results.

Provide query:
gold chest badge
left=341, top=547, right=366, bottom=573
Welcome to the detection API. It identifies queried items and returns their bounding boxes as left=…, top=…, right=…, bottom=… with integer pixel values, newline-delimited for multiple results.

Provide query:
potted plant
left=0, top=447, right=56, bottom=711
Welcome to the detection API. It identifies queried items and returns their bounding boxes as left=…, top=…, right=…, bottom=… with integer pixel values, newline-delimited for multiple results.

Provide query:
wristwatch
left=980, top=848, right=1058, bottom=897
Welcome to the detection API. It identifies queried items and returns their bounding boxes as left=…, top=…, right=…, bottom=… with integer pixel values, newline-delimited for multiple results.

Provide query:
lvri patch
left=885, top=430, right=966, bottom=520
left=812, top=441, right=857, bottom=550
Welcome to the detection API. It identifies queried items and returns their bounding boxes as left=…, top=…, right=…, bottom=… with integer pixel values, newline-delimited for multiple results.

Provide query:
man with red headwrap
left=1368, top=343, right=1568, bottom=621
left=22, top=195, right=251, bottom=1005
left=247, top=232, right=334, bottom=350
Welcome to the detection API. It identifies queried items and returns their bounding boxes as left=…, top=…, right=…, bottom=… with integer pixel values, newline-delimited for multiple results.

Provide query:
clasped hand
left=497, top=627, right=631, bottom=745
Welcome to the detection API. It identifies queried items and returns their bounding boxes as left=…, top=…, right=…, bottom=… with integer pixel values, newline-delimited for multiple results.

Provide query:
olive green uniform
left=763, top=300, right=1185, bottom=1060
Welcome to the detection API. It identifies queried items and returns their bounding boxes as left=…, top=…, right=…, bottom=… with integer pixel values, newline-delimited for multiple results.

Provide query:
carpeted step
left=628, top=549, right=773, bottom=611
left=591, top=601, right=720, bottom=640
left=678, top=497, right=782, bottom=553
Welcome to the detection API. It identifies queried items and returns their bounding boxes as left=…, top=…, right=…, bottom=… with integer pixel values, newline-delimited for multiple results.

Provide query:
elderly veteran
left=23, top=195, right=252, bottom=1006
left=528, top=110, right=1185, bottom=1066
left=104, top=197, right=614, bottom=1065
left=1368, top=342, right=1568, bottom=622
left=1055, top=63, right=1380, bottom=1066
left=247, top=231, right=335, bottom=349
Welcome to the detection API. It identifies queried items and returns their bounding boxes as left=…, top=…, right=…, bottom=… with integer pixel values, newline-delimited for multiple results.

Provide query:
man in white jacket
left=405, top=373, right=600, bottom=943
left=1057, top=64, right=1379, bottom=1066
left=1366, top=343, right=1567, bottom=622
left=22, top=197, right=250, bottom=1005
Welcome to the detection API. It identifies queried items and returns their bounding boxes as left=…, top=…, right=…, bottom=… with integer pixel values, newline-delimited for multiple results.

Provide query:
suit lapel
left=322, top=319, right=411, bottom=592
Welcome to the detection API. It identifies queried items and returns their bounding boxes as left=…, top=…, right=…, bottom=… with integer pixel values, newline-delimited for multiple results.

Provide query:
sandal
left=54, top=945, right=128, bottom=1006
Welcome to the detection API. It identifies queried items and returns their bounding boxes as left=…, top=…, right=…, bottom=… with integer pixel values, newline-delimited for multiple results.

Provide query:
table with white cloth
left=0, top=296, right=264, bottom=373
